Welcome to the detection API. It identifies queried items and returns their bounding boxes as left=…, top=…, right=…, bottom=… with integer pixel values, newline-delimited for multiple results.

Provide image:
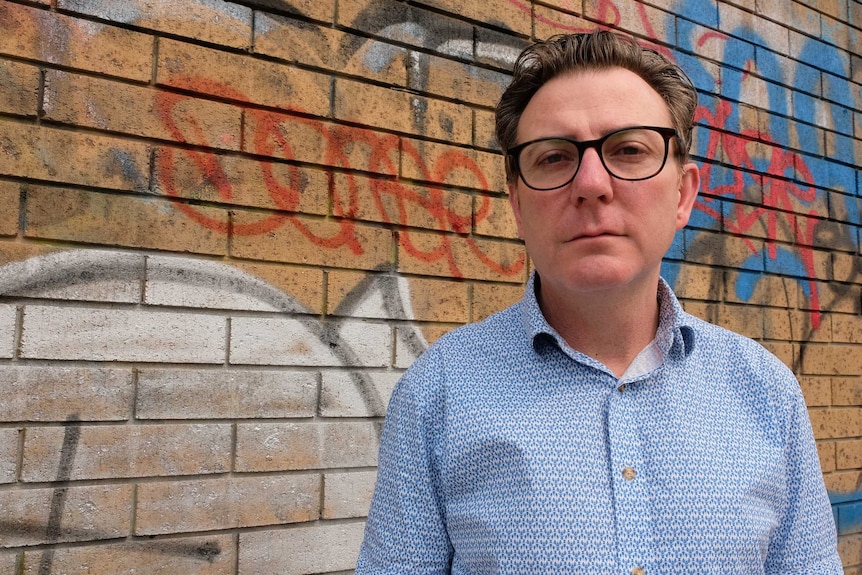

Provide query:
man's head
left=495, top=30, right=701, bottom=303
left=495, top=30, right=697, bottom=184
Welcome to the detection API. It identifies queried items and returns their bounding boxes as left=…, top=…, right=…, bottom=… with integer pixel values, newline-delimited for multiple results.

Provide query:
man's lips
left=569, top=230, right=621, bottom=241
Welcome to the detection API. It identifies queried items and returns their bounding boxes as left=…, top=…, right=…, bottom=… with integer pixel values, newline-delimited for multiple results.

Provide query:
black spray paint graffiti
left=0, top=250, right=426, bottom=559
left=0, top=412, right=223, bottom=566
left=37, top=414, right=81, bottom=575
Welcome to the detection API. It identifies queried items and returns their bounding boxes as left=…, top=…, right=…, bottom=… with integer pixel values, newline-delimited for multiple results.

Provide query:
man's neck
left=537, top=276, right=661, bottom=378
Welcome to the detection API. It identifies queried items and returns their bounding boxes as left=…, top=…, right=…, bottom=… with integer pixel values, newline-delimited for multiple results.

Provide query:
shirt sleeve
left=765, top=379, right=843, bottom=574
left=355, top=349, right=453, bottom=575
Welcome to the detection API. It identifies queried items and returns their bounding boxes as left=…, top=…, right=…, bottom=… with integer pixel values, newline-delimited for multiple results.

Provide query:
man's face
left=508, top=68, right=700, bottom=300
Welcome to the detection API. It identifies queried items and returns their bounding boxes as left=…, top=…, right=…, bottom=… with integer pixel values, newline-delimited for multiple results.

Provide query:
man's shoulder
left=433, top=300, right=524, bottom=351
left=681, top=311, right=798, bottom=387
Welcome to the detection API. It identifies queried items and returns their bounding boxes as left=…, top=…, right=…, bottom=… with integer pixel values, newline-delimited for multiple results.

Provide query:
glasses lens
left=601, top=128, right=668, bottom=180
left=518, top=139, right=580, bottom=190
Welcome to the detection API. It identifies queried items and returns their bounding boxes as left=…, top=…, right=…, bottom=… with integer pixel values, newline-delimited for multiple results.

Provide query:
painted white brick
left=235, top=421, right=380, bottom=472
left=136, top=473, right=320, bottom=535
left=238, top=522, right=365, bottom=574
left=0, top=551, right=15, bottom=572
left=0, top=250, right=143, bottom=303
left=20, top=305, right=226, bottom=363
left=22, top=424, right=232, bottom=481
left=145, top=255, right=306, bottom=312
left=230, top=317, right=391, bottom=367
left=137, top=368, right=317, bottom=419
left=0, top=304, right=14, bottom=359
left=323, top=470, right=376, bottom=519
left=320, top=370, right=399, bottom=417
left=0, top=366, right=133, bottom=421
left=395, top=325, right=425, bottom=368
left=19, top=534, right=235, bottom=573
left=0, top=428, right=19, bottom=484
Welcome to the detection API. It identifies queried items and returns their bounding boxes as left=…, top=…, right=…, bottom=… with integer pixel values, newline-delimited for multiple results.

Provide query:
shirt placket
left=607, top=380, right=653, bottom=575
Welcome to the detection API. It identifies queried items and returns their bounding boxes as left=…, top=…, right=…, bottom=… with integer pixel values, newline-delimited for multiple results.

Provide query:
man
left=356, top=30, right=841, bottom=574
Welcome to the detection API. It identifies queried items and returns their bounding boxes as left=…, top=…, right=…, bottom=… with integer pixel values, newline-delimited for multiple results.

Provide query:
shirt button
left=622, top=466, right=636, bottom=481
left=617, top=383, right=626, bottom=392
left=631, top=567, right=645, bottom=575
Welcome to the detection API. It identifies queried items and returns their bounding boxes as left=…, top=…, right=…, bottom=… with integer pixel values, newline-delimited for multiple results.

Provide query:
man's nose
left=570, top=147, right=613, bottom=204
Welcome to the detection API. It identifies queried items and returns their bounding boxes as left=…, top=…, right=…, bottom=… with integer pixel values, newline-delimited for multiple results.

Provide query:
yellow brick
left=244, top=110, right=399, bottom=177
left=421, top=55, right=508, bottom=107
left=474, top=195, right=519, bottom=239
left=818, top=440, right=837, bottom=473
left=43, top=70, right=243, bottom=150
left=669, top=264, right=723, bottom=301
left=414, top=0, right=531, bottom=36
left=581, top=0, right=667, bottom=37
left=231, top=211, right=393, bottom=271
left=826, top=470, right=862, bottom=494
left=809, top=408, right=862, bottom=439
left=157, top=38, right=330, bottom=115
left=327, top=271, right=469, bottom=323
left=712, top=303, right=764, bottom=340
left=799, top=376, right=833, bottom=406
left=687, top=230, right=765, bottom=272
left=0, top=182, right=19, bottom=236
left=255, top=15, right=404, bottom=85
left=831, top=314, right=862, bottom=344
left=725, top=271, right=797, bottom=307
left=397, top=229, right=526, bottom=282
left=401, top=138, right=507, bottom=193
left=0, top=123, right=151, bottom=191
left=811, top=280, right=862, bottom=314
left=0, top=3, right=152, bottom=81
left=413, top=323, right=459, bottom=346
left=833, top=252, right=861, bottom=281
left=25, top=186, right=228, bottom=255
left=0, top=60, right=39, bottom=116
left=839, top=532, right=862, bottom=567
left=474, top=108, right=499, bottom=150
left=334, top=78, right=472, bottom=144
left=153, top=147, right=328, bottom=215
left=233, top=262, right=324, bottom=315
left=534, top=4, right=593, bottom=40
left=800, top=344, right=862, bottom=376
left=834, top=377, right=862, bottom=406
left=472, top=281, right=524, bottom=321
left=759, top=342, right=794, bottom=369
left=68, top=0, right=251, bottom=49
left=837, top=439, right=862, bottom=470
left=0, top=240, right=58, bottom=267
left=762, top=307, right=825, bottom=343
left=331, top=173, right=473, bottom=232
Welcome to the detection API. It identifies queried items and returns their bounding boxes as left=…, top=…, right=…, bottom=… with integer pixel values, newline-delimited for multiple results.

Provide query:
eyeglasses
left=507, top=126, right=679, bottom=190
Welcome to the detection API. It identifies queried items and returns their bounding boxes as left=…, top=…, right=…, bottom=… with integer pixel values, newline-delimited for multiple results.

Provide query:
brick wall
left=0, top=0, right=859, bottom=573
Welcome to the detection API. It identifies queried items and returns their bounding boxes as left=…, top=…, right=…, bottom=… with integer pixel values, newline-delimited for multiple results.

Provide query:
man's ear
left=508, top=180, right=525, bottom=238
left=675, top=162, right=700, bottom=231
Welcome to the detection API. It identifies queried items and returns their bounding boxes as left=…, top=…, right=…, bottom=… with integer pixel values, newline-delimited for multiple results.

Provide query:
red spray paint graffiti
left=155, top=78, right=525, bottom=279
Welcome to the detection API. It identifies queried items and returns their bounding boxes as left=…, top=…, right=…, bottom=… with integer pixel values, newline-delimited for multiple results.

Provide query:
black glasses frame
left=507, top=126, right=680, bottom=190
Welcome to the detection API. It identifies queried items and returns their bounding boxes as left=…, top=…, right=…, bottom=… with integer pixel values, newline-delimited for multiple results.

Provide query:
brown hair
left=495, top=30, right=698, bottom=183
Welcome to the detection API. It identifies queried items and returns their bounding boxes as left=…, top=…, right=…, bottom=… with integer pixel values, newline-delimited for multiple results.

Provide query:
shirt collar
left=520, top=271, right=697, bottom=360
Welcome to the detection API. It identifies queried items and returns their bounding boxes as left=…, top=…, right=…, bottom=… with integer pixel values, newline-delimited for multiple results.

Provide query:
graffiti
left=155, top=80, right=524, bottom=279
left=36, top=415, right=80, bottom=575
left=1, top=0, right=861, bottom=570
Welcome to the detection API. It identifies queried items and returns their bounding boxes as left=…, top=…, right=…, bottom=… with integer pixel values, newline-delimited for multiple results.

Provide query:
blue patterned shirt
left=356, top=274, right=841, bottom=575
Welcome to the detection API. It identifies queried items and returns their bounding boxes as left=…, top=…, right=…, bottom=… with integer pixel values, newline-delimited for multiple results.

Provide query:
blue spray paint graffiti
left=664, top=0, right=862, bottom=531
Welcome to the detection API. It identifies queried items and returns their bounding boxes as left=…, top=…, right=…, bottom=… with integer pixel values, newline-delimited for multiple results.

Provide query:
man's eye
left=611, top=143, right=648, bottom=156
left=537, top=152, right=574, bottom=166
